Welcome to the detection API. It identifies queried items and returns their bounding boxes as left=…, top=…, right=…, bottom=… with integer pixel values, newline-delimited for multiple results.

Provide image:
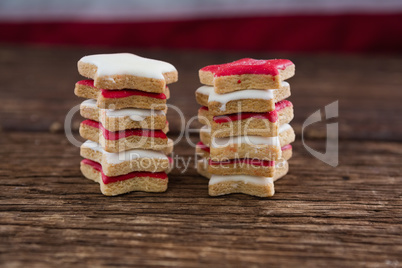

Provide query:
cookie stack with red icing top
left=74, top=53, right=178, bottom=196
left=195, top=58, right=295, bottom=197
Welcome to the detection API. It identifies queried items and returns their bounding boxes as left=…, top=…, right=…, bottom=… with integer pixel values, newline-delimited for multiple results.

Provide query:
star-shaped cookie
left=78, top=53, right=178, bottom=93
left=199, top=58, right=295, bottom=94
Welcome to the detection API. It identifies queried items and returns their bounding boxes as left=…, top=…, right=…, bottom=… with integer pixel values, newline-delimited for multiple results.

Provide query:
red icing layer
left=211, top=100, right=291, bottom=124
left=199, top=106, right=209, bottom=111
left=77, top=79, right=166, bottom=99
left=201, top=58, right=293, bottom=77
left=275, top=100, right=293, bottom=111
left=196, top=141, right=210, bottom=153
left=81, top=159, right=167, bottom=185
left=281, top=144, right=292, bottom=151
left=213, top=110, right=278, bottom=124
left=81, top=119, right=167, bottom=140
left=209, top=158, right=274, bottom=167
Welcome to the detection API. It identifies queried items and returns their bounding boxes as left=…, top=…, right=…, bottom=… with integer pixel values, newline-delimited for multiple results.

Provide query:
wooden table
left=0, top=46, right=401, bottom=267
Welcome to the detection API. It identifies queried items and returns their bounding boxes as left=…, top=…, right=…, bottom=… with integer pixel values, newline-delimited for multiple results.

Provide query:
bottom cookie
left=81, top=159, right=168, bottom=196
left=209, top=175, right=275, bottom=197
left=197, top=158, right=211, bottom=179
left=208, top=159, right=289, bottom=197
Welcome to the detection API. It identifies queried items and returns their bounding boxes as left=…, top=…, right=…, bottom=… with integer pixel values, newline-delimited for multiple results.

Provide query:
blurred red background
left=0, top=0, right=401, bottom=53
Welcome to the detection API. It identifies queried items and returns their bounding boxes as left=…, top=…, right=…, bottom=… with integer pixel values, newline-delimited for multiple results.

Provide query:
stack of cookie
left=74, top=53, right=178, bottom=196
left=195, top=58, right=295, bottom=197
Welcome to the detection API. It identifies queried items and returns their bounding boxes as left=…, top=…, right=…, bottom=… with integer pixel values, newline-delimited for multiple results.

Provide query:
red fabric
left=1, top=14, right=401, bottom=52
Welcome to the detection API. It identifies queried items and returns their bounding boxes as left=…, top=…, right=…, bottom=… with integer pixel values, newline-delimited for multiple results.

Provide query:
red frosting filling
left=209, top=158, right=274, bottom=167
left=275, top=100, right=293, bottom=111
left=199, top=106, right=209, bottom=112
left=213, top=110, right=278, bottom=123
left=201, top=58, right=293, bottom=77
left=196, top=141, right=210, bottom=153
left=77, top=80, right=166, bottom=99
left=81, top=159, right=167, bottom=184
left=281, top=144, right=292, bottom=151
left=81, top=119, right=167, bottom=140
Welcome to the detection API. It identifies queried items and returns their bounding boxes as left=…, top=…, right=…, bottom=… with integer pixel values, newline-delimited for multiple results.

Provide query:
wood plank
left=0, top=132, right=401, bottom=267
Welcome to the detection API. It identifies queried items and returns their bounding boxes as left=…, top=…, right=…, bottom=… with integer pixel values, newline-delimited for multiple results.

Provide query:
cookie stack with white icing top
left=74, top=53, right=178, bottom=196
left=195, top=58, right=295, bottom=197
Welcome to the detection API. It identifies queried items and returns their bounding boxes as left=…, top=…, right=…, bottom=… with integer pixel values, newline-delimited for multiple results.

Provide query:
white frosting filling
left=81, top=99, right=97, bottom=108
left=211, top=135, right=280, bottom=148
left=196, top=85, right=213, bottom=96
left=198, top=81, right=289, bottom=112
left=209, top=88, right=274, bottom=111
left=208, top=123, right=290, bottom=148
left=82, top=140, right=168, bottom=164
left=80, top=53, right=176, bottom=80
left=209, top=175, right=273, bottom=186
left=279, top=123, right=291, bottom=133
left=197, top=82, right=289, bottom=97
left=200, top=125, right=211, bottom=133
left=80, top=100, right=164, bottom=122
left=275, top=159, right=287, bottom=169
left=105, top=108, right=164, bottom=121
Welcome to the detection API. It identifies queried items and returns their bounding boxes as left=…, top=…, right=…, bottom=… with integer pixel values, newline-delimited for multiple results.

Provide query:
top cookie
left=199, top=58, right=294, bottom=94
left=78, top=53, right=178, bottom=93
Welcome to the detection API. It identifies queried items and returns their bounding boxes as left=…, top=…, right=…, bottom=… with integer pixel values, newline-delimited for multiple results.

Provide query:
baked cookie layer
left=79, top=119, right=171, bottom=153
left=81, top=140, right=171, bottom=177
left=280, top=145, right=293, bottom=164
left=207, top=158, right=290, bottom=197
left=273, top=159, right=289, bottom=182
left=211, top=111, right=279, bottom=138
left=78, top=53, right=178, bottom=93
left=195, top=141, right=210, bottom=159
left=199, top=58, right=295, bottom=94
left=75, top=80, right=169, bottom=110
left=208, top=174, right=275, bottom=197
left=80, top=99, right=167, bottom=132
left=208, top=158, right=275, bottom=177
left=200, top=123, right=295, bottom=161
left=81, top=159, right=168, bottom=196
left=198, top=106, right=213, bottom=126
left=198, top=140, right=292, bottom=161
left=195, top=82, right=291, bottom=115
left=196, top=158, right=211, bottom=179
left=198, top=100, right=293, bottom=138
left=198, top=156, right=290, bottom=181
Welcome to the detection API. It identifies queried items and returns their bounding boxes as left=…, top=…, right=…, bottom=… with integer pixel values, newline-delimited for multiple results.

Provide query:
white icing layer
left=82, top=140, right=168, bottom=164
left=81, top=99, right=97, bottom=108
left=279, top=123, right=291, bottom=133
left=275, top=159, right=288, bottom=169
left=200, top=125, right=211, bottom=133
left=80, top=53, right=176, bottom=80
left=209, top=88, right=274, bottom=111
left=196, top=85, right=213, bottom=96
left=80, top=100, right=164, bottom=122
left=197, top=82, right=289, bottom=98
left=209, top=175, right=273, bottom=186
left=105, top=108, right=164, bottom=121
left=211, top=135, right=280, bottom=148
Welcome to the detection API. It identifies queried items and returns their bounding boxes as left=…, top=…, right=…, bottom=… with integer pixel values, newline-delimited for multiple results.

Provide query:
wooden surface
left=0, top=45, right=401, bottom=267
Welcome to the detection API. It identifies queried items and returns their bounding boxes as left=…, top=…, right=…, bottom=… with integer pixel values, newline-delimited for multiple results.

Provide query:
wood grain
left=0, top=46, right=401, bottom=267
left=0, top=132, right=401, bottom=267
